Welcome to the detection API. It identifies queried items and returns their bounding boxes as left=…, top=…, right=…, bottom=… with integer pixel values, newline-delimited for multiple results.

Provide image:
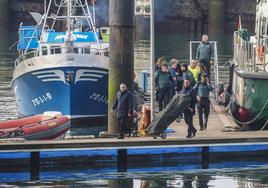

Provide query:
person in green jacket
left=193, top=73, right=213, bottom=130
left=196, top=35, right=214, bottom=79
left=155, top=63, right=173, bottom=111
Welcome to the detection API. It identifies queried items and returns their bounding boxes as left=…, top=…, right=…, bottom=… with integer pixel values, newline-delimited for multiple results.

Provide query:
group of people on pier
left=154, top=35, right=214, bottom=138
left=112, top=35, right=214, bottom=139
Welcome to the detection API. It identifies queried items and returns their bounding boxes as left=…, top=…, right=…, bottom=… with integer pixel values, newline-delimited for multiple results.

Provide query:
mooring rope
left=260, top=119, right=268, bottom=131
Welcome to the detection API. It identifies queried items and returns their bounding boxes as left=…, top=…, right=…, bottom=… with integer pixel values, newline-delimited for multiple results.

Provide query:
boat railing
left=189, top=40, right=219, bottom=86
left=15, top=46, right=108, bottom=66
left=233, top=31, right=267, bottom=72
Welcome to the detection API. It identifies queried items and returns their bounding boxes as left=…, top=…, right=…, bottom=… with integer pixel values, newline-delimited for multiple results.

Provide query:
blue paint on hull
left=12, top=66, right=108, bottom=119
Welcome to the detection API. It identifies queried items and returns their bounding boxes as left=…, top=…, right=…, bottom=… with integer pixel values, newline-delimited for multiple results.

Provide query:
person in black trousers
left=194, top=73, right=213, bottom=130
left=155, top=63, right=173, bottom=112
left=111, top=83, right=133, bottom=139
left=180, top=78, right=197, bottom=138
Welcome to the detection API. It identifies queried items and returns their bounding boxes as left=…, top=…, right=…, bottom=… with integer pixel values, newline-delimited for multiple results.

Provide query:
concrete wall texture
left=8, top=0, right=256, bottom=34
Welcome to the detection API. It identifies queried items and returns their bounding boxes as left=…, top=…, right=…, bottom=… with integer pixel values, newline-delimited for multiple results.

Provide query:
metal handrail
left=233, top=31, right=267, bottom=72
left=15, top=46, right=108, bottom=66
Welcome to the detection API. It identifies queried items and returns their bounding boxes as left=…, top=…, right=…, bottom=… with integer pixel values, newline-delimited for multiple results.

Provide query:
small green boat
left=230, top=0, right=268, bottom=128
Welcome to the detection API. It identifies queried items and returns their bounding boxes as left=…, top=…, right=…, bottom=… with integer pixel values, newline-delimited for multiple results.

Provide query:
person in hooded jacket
left=180, top=78, right=197, bottom=138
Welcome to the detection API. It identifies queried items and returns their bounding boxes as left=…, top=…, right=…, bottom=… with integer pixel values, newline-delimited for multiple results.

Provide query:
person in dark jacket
left=175, top=63, right=183, bottom=93
left=180, top=78, right=197, bottom=138
left=111, top=83, right=133, bottom=139
left=133, top=72, right=139, bottom=93
left=168, top=58, right=179, bottom=98
left=197, top=63, right=208, bottom=81
left=193, top=73, right=213, bottom=130
left=181, top=63, right=196, bottom=87
left=155, top=63, right=173, bottom=111
left=196, top=35, right=214, bottom=79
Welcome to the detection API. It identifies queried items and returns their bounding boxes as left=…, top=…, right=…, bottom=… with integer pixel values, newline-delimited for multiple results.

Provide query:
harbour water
left=1, top=148, right=268, bottom=187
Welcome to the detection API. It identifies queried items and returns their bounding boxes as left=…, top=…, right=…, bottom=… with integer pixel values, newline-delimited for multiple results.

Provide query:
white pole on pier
left=150, top=0, right=155, bottom=120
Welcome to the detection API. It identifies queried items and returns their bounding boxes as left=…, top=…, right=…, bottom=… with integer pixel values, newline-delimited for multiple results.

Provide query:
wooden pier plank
left=0, top=101, right=268, bottom=152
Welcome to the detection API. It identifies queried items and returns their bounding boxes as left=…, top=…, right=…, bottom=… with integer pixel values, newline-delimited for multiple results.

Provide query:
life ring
left=256, top=45, right=265, bottom=64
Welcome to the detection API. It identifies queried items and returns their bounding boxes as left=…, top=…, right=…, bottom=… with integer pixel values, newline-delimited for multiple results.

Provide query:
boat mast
left=67, top=0, right=71, bottom=38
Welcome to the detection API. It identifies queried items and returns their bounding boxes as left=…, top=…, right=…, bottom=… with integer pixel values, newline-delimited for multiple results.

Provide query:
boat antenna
left=92, top=0, right=96, bottom=25
left=37, top=0, right=53, bottom=52
left=84, top=0, right=101, bottom=48
left=44, top=0, right=47, bottom=14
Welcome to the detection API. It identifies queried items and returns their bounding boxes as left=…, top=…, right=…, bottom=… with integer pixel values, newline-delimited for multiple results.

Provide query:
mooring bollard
left=201, top=147, right=209, bottom=169
left=141, top=70, right=149, bottom=93
left=117, top=149, right=128, bottom=172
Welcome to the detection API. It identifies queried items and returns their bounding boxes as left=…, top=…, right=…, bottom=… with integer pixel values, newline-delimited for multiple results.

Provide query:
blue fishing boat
left=12, top=0, right=109, bottom=120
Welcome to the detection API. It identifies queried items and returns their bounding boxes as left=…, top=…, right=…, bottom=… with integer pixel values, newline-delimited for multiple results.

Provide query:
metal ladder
left=189, top=41, right=219, bottom=85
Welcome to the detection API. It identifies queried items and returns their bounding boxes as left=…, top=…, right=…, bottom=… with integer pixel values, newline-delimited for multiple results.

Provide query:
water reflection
left=0, top=147, right=268, bottom=187
left=1, top=167, right=268, bottom=187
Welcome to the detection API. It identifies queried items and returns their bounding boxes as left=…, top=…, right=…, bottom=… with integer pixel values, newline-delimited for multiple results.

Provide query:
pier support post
left=108, top=0, right=135, bottom=133
left=201, top=147, right=209, bottom=169
left=0, top=0, right=9, bottom=49
left=208, top=0, right=225, bottom=39
left=30, top=152, right=40, bottom=181
left=117, top=149, right=128, bottom=172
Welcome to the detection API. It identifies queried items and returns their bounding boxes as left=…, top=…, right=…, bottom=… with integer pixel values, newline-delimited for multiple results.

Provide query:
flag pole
left=150, top=0, right=155, bottom=120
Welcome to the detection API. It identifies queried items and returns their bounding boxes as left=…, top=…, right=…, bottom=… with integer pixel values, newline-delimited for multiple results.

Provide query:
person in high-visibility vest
left=188, top=59, right=200, bottom=82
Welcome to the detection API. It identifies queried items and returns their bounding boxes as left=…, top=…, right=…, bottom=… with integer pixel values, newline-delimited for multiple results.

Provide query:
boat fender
left=139, top=105, right=151, bottom=135
left=237, top=107, right=249, bottom=122
left=43, top=111, right=62, bottom=117
left=256, top=45, right=265, bottom=64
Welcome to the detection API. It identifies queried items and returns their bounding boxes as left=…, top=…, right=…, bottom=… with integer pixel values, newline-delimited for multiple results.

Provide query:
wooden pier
left=0, top=98, right=268, bottom=152
left=1, top=98, right=268, bottom=181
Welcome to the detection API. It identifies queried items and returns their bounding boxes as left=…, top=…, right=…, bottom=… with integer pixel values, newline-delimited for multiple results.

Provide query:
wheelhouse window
left=42, top=47, right=48, bottom=55
left=51, top=46, right=61, bottom=54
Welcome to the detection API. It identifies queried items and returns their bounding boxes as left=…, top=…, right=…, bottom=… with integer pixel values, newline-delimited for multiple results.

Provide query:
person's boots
left=118, top=133, right=124, bottom=139
left=192, top=128, right=197, bottom=137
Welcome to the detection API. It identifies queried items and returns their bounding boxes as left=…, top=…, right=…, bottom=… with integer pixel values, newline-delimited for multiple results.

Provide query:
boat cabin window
left=42, top=47, right=48, bottom=55
left=73, top=47, right=79, bottom=53
left=83, top=47, right=90, bottom=54
left=51, top=46, right=61, bottom=54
